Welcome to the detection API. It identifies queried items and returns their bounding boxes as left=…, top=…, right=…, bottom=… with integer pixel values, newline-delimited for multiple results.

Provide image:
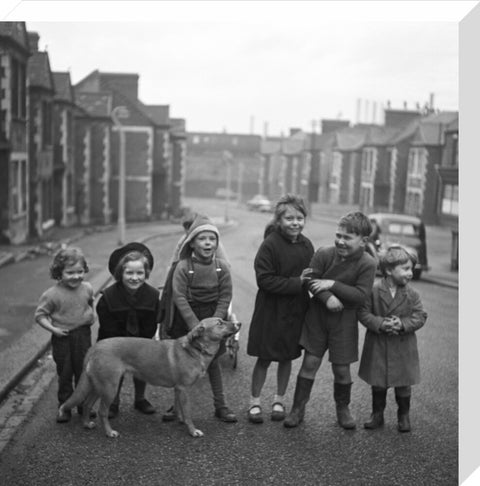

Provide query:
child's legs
left=208, top=354, right=226, bottom=410
left=51, top=335, right=74, bottom=405
left=331, top=364, right=352, bottom=384
left=394, top=385, right=411, bottom=397
left=251, top=358, right=272, bottom=398
left=133, top=378, right=147, bottom=401
left=298, top=350, right=324, bottom=380
left=69, top=326, right=92, bottom=387
left=276, top=360, right=292, bottom=397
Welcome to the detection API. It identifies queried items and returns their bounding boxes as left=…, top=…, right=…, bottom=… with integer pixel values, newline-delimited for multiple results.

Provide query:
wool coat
left=358, top=278, right=427, bottom=388
left=247, top=229, right=314, bottom=361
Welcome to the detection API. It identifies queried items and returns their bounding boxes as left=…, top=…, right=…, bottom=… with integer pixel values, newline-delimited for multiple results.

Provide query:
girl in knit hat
left=96, top=242, right=160, bottom=418
left=161, top=213, right=237, bottom=423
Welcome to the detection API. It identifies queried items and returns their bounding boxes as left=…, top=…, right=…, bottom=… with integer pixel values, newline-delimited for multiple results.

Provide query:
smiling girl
left=35, top=247, right=95, bottom=423
left=96, top=242, right=160, bottom=418
left=246, top=194, right=314, bottom=424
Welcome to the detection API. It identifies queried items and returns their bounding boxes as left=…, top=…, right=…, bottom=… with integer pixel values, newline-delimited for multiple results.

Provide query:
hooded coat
left=358, top=277, right=427, bottom=387
left=247, top=228, right=314, bottom=361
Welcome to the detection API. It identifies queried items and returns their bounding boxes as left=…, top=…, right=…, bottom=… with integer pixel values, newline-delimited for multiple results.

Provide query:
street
left=0, top=200, right=458, bottom=485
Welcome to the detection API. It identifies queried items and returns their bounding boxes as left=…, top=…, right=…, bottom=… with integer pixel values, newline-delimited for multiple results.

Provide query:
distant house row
left=0, top=22, right=186, bottom=245
left=186, top=109, right=458, bottom=228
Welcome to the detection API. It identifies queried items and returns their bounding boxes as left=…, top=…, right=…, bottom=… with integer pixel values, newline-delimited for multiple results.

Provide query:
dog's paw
left=106, top=430, right=120, bottom=438
left=190, top=429, right=204, bottom=438
left=83, top=420, right=96, bottom=430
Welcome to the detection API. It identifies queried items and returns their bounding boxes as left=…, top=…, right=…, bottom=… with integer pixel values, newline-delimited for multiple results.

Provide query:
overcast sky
left=6, top=1, right=476, bottom=136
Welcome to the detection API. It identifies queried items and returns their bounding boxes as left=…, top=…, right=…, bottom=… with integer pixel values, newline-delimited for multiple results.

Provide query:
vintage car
left=246, top=194, right=273, bottom=212
left=368, top=212, right=429, bottom=280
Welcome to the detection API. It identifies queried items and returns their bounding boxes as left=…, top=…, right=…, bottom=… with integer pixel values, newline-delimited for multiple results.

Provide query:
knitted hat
left=178, top=214, right=219, bottom=260
left=108, top=242, right=154, bottom=275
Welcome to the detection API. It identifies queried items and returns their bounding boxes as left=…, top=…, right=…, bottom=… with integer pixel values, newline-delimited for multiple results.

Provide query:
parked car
left=246, top=194, right=273, bottom=212
left=368, top=212, right=429, bottom=280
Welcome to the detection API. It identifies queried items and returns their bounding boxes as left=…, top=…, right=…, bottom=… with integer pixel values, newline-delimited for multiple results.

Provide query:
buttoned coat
left=358, top=278, right=427, bottom=387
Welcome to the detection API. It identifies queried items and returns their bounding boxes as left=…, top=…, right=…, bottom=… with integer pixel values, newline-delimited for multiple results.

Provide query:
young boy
left=284, top=211, right=377, bottom=429
left=358, top=245, right=427, bottom=432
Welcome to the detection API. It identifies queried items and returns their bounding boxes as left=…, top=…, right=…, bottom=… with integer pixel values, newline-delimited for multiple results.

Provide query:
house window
left=11, top=57, right=26, bottom=119
left=192, top=135, right=200, bottom=144
left=11, top=158, right=27, bottom=216
left=405, top=190, right=422, bottom=215
left=441, top=184, right=458, bottom=216
left=232, top=137, right=238, bottom=146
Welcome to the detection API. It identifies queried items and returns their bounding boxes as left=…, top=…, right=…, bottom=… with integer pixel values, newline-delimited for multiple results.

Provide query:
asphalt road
left=0, top=203, right=458, bottom=485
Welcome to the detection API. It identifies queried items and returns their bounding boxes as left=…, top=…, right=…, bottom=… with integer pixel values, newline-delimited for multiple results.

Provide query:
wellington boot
left=283, top=376, right=314, bottom=428
left=364, top=387, right=387, bottom=430
left=364, top=412, right=384, bottom=429
left=334, top=382, right=356, bottom=430
left=395, top=394, right=411, bottom=433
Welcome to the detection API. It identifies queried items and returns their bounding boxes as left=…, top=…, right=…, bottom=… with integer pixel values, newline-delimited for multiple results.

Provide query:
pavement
left=0, top=205, right=458, bottom=452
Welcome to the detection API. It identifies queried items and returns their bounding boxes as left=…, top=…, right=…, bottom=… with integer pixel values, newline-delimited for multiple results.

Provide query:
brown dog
left=58, top=317, right=240, bottom=438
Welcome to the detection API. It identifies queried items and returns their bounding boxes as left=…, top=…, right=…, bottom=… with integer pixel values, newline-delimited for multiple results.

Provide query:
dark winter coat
left=247, top=229, right=314, bottom=361
left=96, top=282, right=160, bottom=341
left=358, top=278, right=427, bottom=387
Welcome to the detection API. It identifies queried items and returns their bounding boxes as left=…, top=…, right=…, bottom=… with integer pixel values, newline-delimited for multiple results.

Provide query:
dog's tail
left=59, top=349, right=94, bottom=411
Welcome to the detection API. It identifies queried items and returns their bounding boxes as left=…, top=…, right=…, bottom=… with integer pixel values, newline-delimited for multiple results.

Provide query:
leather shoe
left=56, top=408, right=71, bottom=423
left=108, top=403, right=119, bottom=419
left=248, top=405, right=264, bottom=424
left=134, top=398, right=156, bottom=414
left=215, top=406, right=238, bottom=423
left=162, top=405, right=177, bottom=422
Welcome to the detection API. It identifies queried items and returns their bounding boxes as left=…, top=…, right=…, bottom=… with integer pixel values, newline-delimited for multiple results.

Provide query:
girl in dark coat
left=96, top=242, right=160, bottom=418
left=247, top=194, right=314, bottom=424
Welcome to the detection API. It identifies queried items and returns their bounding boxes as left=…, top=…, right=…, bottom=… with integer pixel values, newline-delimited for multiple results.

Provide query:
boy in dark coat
left=358, top=245, right=427, bottom=432
left=284, top=211, right=377, bottom=429
left=247, top=194, right=314, bottom=424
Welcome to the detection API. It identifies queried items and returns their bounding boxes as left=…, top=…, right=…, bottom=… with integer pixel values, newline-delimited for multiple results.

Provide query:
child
left=247, top=194, right=314, bottom=424
left=96, top=242, right=160, bottom=418
left=35, top=247, right=95, bottom=423
left=358, top=245, right=427, bottom=432
left=284, top=211, right=377, bottom=429
left=161, top=214, right=237, bottom=423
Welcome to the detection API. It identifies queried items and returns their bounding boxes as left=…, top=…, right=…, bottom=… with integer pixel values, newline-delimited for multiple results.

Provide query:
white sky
left=3, top=1, right=475, bottom=135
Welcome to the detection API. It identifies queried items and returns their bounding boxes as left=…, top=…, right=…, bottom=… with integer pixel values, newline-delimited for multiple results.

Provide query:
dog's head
left=186, top=318, right=241, bottom=353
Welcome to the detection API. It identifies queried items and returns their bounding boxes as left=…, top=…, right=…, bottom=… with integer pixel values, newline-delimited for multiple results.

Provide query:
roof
left=27, top=51, right=54, bottom=90
left=53, top=72, right=75, bottom=103
left=0, top=22, right=29, bottom=54
left=170, top=118, right=186, bottom=136
left=334, top=126, right=370, bottom=151
left=144, top=105, right=170, bottom=127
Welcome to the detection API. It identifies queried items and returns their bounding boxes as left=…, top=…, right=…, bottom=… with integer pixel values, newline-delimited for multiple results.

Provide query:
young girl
left=358, top=245, right=427, bottom=432
left=247, top=194, right=314, bottom=424
left=35, top=247, right=95, bottom=423
left=96, top=242, right=160, bottom=418
left=162, top=214, right=237, bottom=423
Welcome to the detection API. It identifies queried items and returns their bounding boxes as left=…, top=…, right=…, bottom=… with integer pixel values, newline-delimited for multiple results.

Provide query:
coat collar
left=378, top=278, right=408, bottom=315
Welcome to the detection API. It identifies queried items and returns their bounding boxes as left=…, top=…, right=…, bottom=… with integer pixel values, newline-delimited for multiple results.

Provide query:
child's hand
left=325, top=295, right=343, bottom=312
left=390, top=316, right=404, bottom=333
left=52, top=328, right=69, bottom=338
left=310, top=279, right=335, bottom=294
left=300, top=268, right=314, bottom=283
left=379, top=318, right=395, bottom=333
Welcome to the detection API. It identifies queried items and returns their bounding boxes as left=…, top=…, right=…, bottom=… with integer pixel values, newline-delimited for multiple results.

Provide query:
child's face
left=279, top=206, right=305, bottom=241
left=190, top=231, right=218, bottom=262
left=387, top=260, right=413, bottom=287
left=61, top=262, right=85, bottom=289
left=122, top=260, right=146, bottom=293
left=334, top=225, right=367, bottom=258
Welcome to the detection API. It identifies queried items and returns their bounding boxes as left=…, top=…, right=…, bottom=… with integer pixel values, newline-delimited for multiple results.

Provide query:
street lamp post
left=223, top=150, right=233, bottom=223
left=111, top=106, right=129, bottom=245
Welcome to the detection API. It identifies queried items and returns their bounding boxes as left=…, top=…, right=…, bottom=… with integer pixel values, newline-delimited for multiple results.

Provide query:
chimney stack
left=27, top=31, right=39, bottom=53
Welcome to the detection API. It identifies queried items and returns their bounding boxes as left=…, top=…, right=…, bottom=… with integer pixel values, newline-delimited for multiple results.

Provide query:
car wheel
left=412, top=268, right=422, bottom=280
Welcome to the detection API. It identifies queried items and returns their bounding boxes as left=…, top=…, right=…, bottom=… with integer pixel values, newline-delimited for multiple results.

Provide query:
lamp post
left=223, top=150, right=233, bottom=223
left=111, top=106, right=129, bottom=245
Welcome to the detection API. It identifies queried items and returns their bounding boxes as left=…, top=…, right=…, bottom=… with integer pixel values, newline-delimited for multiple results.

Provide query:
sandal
left=271, top=402, right=286, bottom=421
left=248, top=405, right=264, bottom=424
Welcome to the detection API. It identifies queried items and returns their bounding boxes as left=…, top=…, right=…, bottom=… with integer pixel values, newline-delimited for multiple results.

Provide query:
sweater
left=35, top=281, right=95, bottom=332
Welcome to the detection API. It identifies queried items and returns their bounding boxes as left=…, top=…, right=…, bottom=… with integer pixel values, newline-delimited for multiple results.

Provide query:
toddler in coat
left=358, top=244, right=427, bottom=432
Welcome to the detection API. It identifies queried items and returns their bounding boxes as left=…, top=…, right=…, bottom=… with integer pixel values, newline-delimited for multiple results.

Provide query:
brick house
left=25, top=31, right=56, bottom=239
left=52, top=71, right=77, bottom=227
left=0, top=22, right=30, bottom=244
left=186, top=131, right=261, bottom=201
left=75, top=70, right=182, bottom=222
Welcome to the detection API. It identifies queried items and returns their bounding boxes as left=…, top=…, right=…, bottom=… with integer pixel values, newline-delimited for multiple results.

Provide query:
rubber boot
left=334, top=382, right=356, bottom=429
left=395, top=394, right=411, bottom=433
left=283, top=376, right=314, bottom=428
left=364, top=387, right=387, bottom=429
